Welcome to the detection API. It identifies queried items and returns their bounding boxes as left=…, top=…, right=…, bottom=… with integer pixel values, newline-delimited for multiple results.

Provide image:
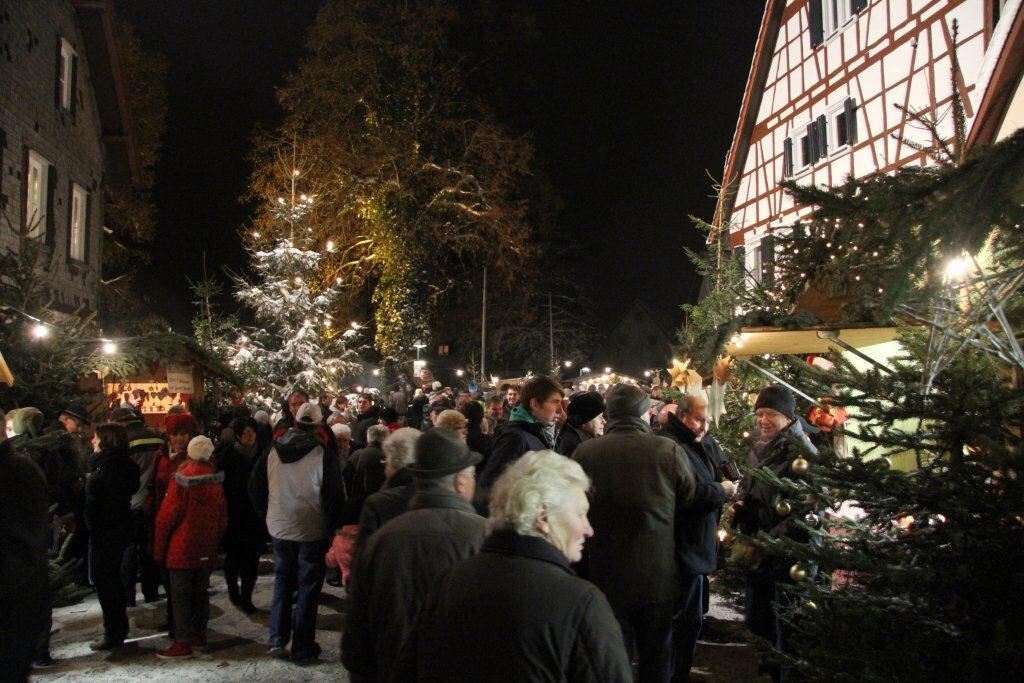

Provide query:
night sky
left=119, top=1, right=764, bottom=333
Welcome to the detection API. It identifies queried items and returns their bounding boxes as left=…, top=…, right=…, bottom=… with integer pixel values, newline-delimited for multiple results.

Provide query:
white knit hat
left=187, top=435, right=216, bottom=461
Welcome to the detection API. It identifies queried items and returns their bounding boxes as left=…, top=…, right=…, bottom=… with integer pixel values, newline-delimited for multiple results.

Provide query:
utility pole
left=481, top=266, right=487, bottom=381
left=549, top=292, right=554, bottom=373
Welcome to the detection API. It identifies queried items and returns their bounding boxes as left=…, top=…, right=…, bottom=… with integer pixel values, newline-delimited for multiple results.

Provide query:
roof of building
left=72, top=0, right=141, bottom=186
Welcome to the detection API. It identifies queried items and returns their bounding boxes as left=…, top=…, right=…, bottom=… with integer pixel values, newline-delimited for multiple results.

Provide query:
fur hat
left=604, top=384, right=650, bottom=420
left=10, top=407, right=44, bottom=437
left=295, top=402, right=323, bottom=427
left=754, top=385, right=796, bottom=420
left=164, top=412, right=196, bottom=435
left=187, top=435, right=215, bottom=461
left=567, top=391, right=605, bottom=426
left=434, top=409, right=468, bottom=431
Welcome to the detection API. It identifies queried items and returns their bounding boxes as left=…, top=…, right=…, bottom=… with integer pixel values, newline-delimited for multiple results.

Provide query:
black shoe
left=291, top=642, right=321, bottom=664
left=32, top=653, right=56, bottom=669
left=226, top=579, right=241, bottom=605
left=238, top=598, right=258, bottom=614
left=89, top=638, right=124, bottom=651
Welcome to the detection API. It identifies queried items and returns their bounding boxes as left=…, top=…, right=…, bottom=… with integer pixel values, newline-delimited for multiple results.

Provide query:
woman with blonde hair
left=396, top=450, right=630, bottom=681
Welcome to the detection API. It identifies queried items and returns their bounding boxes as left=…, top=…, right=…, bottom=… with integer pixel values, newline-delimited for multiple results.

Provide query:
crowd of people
left=0, top=375, right=813, bottom=682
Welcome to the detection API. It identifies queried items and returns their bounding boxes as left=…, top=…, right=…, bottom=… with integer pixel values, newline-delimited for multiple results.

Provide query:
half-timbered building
left=716, top=0, right=1024, bottom=283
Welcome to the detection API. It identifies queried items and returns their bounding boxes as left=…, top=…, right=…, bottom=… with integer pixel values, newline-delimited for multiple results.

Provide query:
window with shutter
left=807, top=121, right=820, bottom=163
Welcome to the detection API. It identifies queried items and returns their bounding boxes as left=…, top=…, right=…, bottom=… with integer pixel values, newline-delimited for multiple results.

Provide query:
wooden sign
left=166, top=363, right=195, bottom=394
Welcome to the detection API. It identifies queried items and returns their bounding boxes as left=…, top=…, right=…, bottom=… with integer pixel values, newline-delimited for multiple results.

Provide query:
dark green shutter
left=807, top=121, right=819, bottom=163
left=45, top=164, right=57, bottom=245
left=54, top=36, right=63, bottom=109
left=69, top=54, right=78, bottom=117
left=809, top=0, right=824, bottom=48
left=844, top=98, right=858, bottom=144
left=84, top=190, right=92, bottom=264
left=817, top=114, right=828, bottom=158
left=761, top=235, right=776, bottom=287
left=783, top=137, right=794, bottom=177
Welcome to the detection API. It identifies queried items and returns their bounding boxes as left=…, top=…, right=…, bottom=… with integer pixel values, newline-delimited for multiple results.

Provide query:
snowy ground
left=34, top=562, right=762, bottom=682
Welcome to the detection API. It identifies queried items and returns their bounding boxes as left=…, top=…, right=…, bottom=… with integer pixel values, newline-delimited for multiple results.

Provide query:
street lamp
left=604, top=367, right=612, bottom=374
left=413, top=340, right=427, bottom=360
left=563, top=360, right=573, bottom=368
left=580, top=366, right=591, bottom=376
left=456, top=369, right=464, bottom=377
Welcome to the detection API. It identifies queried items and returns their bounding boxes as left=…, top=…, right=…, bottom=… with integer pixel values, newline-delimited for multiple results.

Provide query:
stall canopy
left=725, top=325, right=897, bottom=357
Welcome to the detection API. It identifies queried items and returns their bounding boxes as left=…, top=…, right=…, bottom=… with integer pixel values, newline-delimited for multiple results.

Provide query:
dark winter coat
left=154, top=460, right=227, bottom=569
left=554, top=422, right=595, bottom=458
left=661, top=413, right=728, bottom=576
left=352, top=467, right=415, bottom=558
left=216, top=440, right=268, bottom=554
left=735, top=420, right=818, bottom=544
left=341, top=488, right=485, bottom=682
left=395, top=529, right=631, bottom=682
left=84, top=448, right=141, bottom=544
left=572, top=416, right=696, bottom=607
left=476, top=414, right=552, bottom=512
left=340, top=443, right=387, bottom=525
left=11, top=431, right=84, bottom=516
left=0, top=438, right=51, bottom=679
left=465, top=426, right=493, bottom=468
left=351, top=407, right=381, bottom=451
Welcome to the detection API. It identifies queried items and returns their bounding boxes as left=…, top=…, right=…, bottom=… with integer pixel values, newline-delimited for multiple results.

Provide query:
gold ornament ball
left=775, top=501, right=792, bottom=517
left=791, top=457, right=810, bottom=475
left=806, top=600, right=818, bottom=610
left=790, top=563, right=809, bottom=582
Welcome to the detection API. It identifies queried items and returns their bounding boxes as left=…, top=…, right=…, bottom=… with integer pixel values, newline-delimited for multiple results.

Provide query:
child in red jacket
left=154, top=435, right=227, bottom=659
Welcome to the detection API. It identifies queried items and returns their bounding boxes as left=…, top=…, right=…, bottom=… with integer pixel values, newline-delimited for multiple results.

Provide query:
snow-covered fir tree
left=230, top=181, right=359, bottom=403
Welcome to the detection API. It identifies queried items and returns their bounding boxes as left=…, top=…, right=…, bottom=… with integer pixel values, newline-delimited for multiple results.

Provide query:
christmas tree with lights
left=711, top=127, right=1024, bottom=681
left=230, top=170, right=360, bottom=403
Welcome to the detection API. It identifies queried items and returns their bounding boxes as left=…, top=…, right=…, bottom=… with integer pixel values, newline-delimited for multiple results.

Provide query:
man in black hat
left=555, top=391, right=604, bottom=457
left=573, top=383, right=695, bottom=683
left=342, top=429, right=485, bottom=682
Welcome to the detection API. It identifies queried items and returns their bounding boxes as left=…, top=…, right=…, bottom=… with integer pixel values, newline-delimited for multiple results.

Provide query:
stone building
left=0, top=0, right=138, bottom=313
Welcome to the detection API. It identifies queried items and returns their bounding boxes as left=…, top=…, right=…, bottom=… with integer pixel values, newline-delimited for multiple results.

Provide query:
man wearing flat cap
left=342, top=428, right=485, bottom=682
left=573, top=383, right=696, bottom=683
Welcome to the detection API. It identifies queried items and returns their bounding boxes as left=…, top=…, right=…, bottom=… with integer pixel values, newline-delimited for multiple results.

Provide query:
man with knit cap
left=573, top=383, right=695, bottom=683
left=734, top=385, right=818, bottom=661
left=111, top=406, right=166, bottom=605
left=555, top=390, right=604, bottom=457
left=250, top=402, right=344, bottom=664
left=342, top=428, right=484, bottom=682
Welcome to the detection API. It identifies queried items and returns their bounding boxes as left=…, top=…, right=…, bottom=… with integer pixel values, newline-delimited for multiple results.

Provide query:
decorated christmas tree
left=682, top=128, right=1024, bottom=680
left=230, top=179, right=360, bottom=403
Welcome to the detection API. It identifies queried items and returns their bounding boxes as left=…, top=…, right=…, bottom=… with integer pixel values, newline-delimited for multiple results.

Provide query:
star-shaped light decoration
left=667, top=359, right=691, bottom=388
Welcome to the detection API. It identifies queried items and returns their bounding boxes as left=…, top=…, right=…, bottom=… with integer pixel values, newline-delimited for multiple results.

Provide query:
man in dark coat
left=476, top=376, right=563, bottom=512
left=660, top=396, right=738, bottom=680
left=555, top=391, right=604, bottom=457
left=573, top=384, right=695, bottom=683
left=110, top=406, right=165, bottom=605
left=351, top=427, right=420, bottom=560
left=341, top=428, right=484, bottom=682
left=0, top=423, right=51, bottom=683
left=733, top=386, right=818, bottom=666
left=340, top=424, right=389, bottom=525
left=350, top=393, right=380, bottom=451
left=460, top=401, right=492, bottom=466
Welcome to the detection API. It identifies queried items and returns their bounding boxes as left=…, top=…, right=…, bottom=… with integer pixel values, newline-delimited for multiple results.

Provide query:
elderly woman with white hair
left=395, top=450, right=631, bottom=681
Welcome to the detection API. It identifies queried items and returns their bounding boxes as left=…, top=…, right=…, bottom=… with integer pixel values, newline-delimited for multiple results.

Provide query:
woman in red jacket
left=154, top=435, right=227, bottom=659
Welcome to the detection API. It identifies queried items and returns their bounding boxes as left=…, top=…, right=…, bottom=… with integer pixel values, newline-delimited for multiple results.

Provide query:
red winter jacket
left=154, top=460, right=227, bottom=569
left=151, top=445, right=188, bottom=518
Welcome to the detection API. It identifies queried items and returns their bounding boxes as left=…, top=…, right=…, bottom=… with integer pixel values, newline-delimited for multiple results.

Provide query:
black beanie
left=567, top=391, right=605, bottom=426
left=754, top=385, right=796, bottom=420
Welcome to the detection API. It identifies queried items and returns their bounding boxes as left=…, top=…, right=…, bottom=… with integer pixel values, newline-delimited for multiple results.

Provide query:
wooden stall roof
left=726, top=326, right=898, bottom=357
